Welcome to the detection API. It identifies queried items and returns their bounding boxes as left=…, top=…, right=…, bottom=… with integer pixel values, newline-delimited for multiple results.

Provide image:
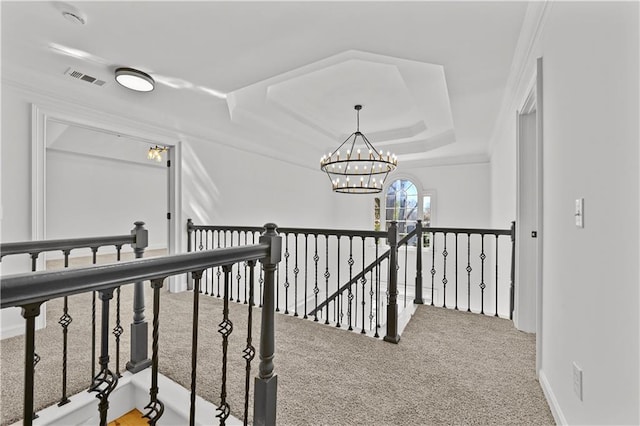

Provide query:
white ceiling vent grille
left=64, top=67, right=106, bottom=87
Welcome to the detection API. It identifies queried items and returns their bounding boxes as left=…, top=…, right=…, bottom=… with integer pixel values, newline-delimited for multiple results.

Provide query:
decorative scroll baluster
left=467, top=233, right=472, bottom=312
left=374, top=239, right=380, bottom=338
left=58, top=250, right=72, bottom=406
left=369, top=264, right=374, bottom=332
left=236, top=233, right=242, bottom=303
left=455, top=234, right=459, bottom=310
left=259, top=264, right=264, bottom=308
left=243, top=261, right=257, bottom=426
left=143, top=278, right=165, bottom=426
left=90, top=287, right=119, bottom=426
left=324, top=236, right=330, bottom=325
left=479, top=235, right=486, bottom=315
left=293, top=234, right=299, bottom=317
left=361, top=237, right=366, bottom=334
left=495, top=234, right=499, bottom=317
left=204, top=232, right=210, bottom=295
left=90, top=247, right=98, bottom=385
left=284, top=235, right=290, bottom=315
left=216, top=265, right=234, bottom=424
left=113, top=246, right=123, bottom=378
left=244, top=233, right=249, bottom=304
left=430, top=234, right=436, bottom=306
left=442, top=233, right=448, bottom=309
left=21, top=303, right=42, bottom=426
left=313, top=235, right=319, bottom=322
left=188, top=270, right=202, bottom=425
left=347, top=237, right=354, bottom=331
left=303, top=234, right=308, bottom=319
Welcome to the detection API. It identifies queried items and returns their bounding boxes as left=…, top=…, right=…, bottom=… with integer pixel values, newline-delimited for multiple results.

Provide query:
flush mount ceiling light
left=320, top=105, right=398, bottom=194
left=148, top=145, right=168, bottom=162
left=115, top=67, right=155, bottom=92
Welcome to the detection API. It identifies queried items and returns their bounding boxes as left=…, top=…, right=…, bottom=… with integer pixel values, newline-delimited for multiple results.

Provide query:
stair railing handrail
left=1, top=245, right=269, bottom=309
left=2, top=223, right=281, bottom=426
left=0, top=234, right=135, bottom=259
left=308, top=228, right=418, bottom=317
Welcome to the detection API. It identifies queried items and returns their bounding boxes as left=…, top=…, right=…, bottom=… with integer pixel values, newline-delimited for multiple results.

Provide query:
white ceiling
left=1, top=1, right=529, bottom=169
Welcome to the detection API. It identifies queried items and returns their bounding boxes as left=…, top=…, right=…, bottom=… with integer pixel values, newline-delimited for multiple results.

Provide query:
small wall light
left=115, top=67, right=155, bottom=92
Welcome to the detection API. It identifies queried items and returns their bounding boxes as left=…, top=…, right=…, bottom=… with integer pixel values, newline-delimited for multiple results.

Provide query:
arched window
left=375, top=178, right=434, bottom=247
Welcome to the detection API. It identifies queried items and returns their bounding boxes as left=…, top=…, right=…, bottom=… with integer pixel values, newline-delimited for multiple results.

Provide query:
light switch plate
left=575, top=198, right=584, bottom=228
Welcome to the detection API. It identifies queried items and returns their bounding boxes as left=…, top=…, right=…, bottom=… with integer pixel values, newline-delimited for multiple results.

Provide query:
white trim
left=30, top=103, right=183, bottom=278
left=534, top=57, right=545, bottom=377
left=489, top=1, right=552, bottom=155
left=539, top=369, right=567, bottom=425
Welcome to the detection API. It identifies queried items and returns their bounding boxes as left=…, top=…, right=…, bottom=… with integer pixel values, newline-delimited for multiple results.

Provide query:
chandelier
left=147, top=145, right=168, bottom=162
left=320, top=105, right=397, bottom=193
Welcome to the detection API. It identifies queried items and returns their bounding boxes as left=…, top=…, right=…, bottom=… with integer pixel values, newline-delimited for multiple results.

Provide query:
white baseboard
left=539, top=369, right=567, bottom=425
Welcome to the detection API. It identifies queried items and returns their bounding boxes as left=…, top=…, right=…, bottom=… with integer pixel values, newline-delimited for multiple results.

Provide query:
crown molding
left=488, top=1, right=553, bottom=155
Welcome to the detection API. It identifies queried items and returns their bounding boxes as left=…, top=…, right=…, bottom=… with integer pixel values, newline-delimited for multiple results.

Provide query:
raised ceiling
left=1, top=1, right=529, bottom=169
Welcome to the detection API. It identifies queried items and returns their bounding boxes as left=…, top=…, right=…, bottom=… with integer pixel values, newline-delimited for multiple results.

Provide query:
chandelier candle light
left=320, top=105, right=398, bottom=193
left=147, top=145, right=168, bottom=162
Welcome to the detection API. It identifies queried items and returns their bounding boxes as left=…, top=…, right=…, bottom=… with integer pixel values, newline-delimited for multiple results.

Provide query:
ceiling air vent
left=64, top=67, right=106, bottom=87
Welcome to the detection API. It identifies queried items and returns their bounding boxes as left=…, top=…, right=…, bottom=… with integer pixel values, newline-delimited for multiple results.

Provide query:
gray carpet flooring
left=1, top=286, right=554, bottom=425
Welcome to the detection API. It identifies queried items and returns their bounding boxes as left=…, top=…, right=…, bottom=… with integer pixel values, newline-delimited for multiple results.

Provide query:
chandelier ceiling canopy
left=320, top=105, right=398, bottom=193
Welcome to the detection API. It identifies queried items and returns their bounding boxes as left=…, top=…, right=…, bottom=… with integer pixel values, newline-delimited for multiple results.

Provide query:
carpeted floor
left=1, top=286, right=554, bottom=425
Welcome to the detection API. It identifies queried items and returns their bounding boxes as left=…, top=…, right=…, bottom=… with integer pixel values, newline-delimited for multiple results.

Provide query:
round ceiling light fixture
left=115, top=67, right=155, bottom=92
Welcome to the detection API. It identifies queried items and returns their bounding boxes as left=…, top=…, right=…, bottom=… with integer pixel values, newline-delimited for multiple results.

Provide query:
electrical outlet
left=573, top=362, right=583, bottom=401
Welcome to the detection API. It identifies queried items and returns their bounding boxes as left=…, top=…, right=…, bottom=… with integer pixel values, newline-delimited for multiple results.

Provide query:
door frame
left=515, top=57, right=544, bottom=375
left=32, top=102, right=184, bottom=290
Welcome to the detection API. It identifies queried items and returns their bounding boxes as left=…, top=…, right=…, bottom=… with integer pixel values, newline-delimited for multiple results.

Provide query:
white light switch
left=575, top=198, right=584, bottom=228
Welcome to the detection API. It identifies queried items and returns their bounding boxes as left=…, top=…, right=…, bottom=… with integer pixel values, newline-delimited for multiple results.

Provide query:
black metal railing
left=418, top=222, right=516, bottom=318
left=1, top=223, right=281, bottom=426
left=0, top=222, right=148, bottom=419
left=187, top=220, right=426, bottom=343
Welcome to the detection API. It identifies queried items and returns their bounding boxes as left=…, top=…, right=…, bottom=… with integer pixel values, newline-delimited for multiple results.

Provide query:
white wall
left=490, top=2, right=639, bottom=424
left=47, top=150, right=167, bottom=251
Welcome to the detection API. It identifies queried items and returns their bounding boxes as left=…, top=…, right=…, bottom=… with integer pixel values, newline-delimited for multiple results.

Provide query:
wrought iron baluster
left=217, top=231, right=222, bottom=298
left=336, top=236, right=341, bottom=328
left=203, top=232, right=209, bottom=294
left=90, top=287, right=119, bottom=426
left=189, top=271, right=203, bottom=425
left=495, top=234, right=499, bottom=317
left=313, top=235, right=319, bottom=322
left=294, top=234, right=299, bottom=317
left=284, top=235, right=290, bottom=315
left=442, top=233, right=448, bottom=309
left=216, top=265, right=234, bottom=424
left=58, top=250, right=72, bottom=406
left=230, top=232, right=235, bottom=302
left=480, top=235, right=486, bottom=315
left=143, top=278, right=166, bottom=426
left=369, top=262, right=374, bottom=332
left=236, top=232, right=242, bottom=303
left=467, top=233, right=472, bottom=312
left=113, top=246, right=123, bottom=378
left=243, top=261, right=257, bottom=426
left=347, top=237, right=354, bottom=331
left=259, top=263, right=264, bottom=308
left=455, top=234, right=459, bottom=310
left=276, top=264, right=280, bottom=312
left=404, top=242, right=408, bottom=308
left=304, top=234, right=308, bottom=319
left=244, top=232, right=249, bottom=304
left=21, top=303, right=42, bottom=426
left=374, top=239, right=380, bottom=338
left=361, top=237, right=366, bottom=334
left=324, top=236, right=330, bottom=325
left=430, top=234, right=436, bottom=306
left=91, top=247, right=98, bottom=386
